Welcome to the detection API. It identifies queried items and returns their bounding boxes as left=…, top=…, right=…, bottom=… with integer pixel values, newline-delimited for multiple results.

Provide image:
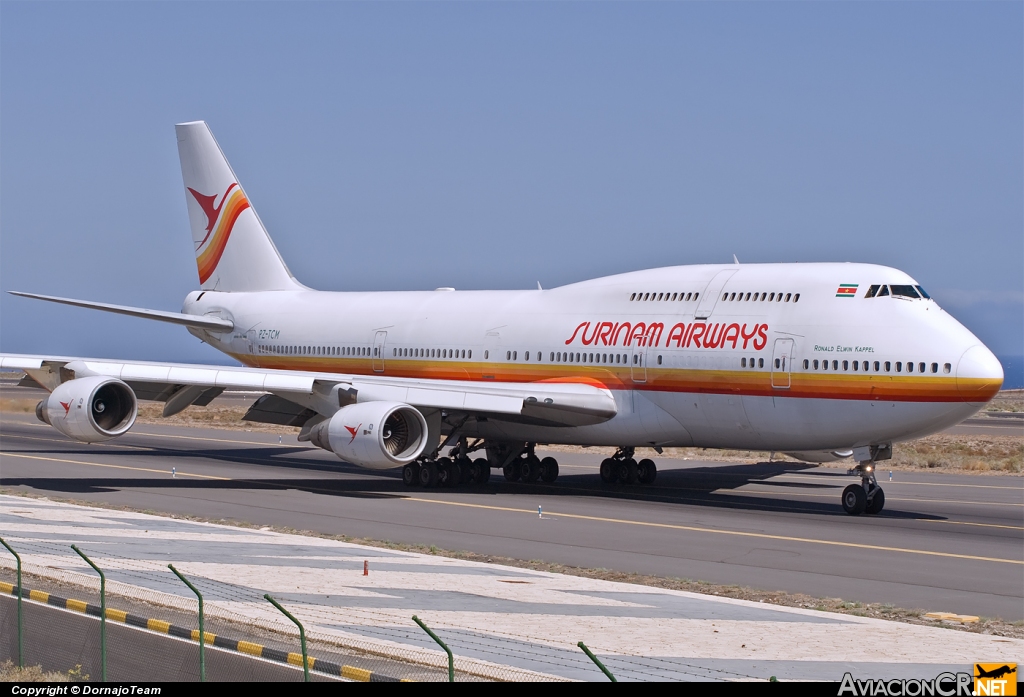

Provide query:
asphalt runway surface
left=1, top=386, right=1021, bottom=622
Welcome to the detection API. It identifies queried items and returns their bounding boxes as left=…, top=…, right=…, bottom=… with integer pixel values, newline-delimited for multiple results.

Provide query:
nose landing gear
left=843, top=460, right=885, bottom=515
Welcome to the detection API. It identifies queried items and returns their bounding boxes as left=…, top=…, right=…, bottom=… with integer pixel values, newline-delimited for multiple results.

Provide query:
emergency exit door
left=771, top=338, right=794, bottom=389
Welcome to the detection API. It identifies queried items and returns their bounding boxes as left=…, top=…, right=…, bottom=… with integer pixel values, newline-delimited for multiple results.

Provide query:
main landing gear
left=401, top=440, right=560, bottom=488
left=599, top=447, right=657, bottom=486
left=842, top=461, right=885, bottom=516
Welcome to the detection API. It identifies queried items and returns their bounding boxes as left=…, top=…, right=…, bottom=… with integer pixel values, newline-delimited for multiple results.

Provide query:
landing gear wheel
left=842, top=484, right=867, bottom=515
left=636, top=459, right=657, bottom=485
left=402, top=463, right=420, bottom=487
left=436, top=457, right=456, bottom=487
left=418, top=461, right=438, bottom=487
left=522, top=455, right=541, bottom=482
left=473, top=458, right=491, bottom=484
left=540, top=457, right=559, bottom=483
left=599, top=458, right=617, bottom=484
left=503, top=461, right=521, bottom=482
left=454, top=457, right=472, bottom=486
left=618, top=458, right=638, bottom=484
left=865, top=488, right=885, bottom=514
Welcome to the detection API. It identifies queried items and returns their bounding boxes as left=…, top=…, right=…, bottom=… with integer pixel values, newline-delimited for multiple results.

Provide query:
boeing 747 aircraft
left=3, top=121, right=1004, bottom=515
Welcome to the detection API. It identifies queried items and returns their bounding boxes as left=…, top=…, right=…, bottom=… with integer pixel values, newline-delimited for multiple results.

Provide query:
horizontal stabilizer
left=8, top=291, right=234, bottom=332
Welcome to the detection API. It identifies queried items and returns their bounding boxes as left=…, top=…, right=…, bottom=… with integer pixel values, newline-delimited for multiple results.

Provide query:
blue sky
left=1, top=2, right=1021, bottom=377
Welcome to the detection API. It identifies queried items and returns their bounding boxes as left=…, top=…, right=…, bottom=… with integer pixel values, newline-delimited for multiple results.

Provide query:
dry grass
left=0, top=659, right=86, bottom=681
left=985, top=389, right=1024, bottom=413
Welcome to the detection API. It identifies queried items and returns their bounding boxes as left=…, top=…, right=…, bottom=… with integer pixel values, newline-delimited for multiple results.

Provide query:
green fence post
left=0, top=538, right=23, bottom=668
left=577, top=641, right=616, bottom=682
left=412, top=615, right=453, bottom=682
left=71, top=545, right=106, bottom=682
left=169, top=565, right=205, bottom=682
left=264, top=594, right=309, bottom=682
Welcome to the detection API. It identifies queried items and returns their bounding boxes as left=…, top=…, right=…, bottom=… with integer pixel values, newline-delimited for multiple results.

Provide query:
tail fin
left=175, top=121, right=303, bottom=292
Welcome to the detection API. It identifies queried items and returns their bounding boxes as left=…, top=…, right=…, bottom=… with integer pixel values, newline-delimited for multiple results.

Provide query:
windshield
left=890, top=285, right=920, bottom=299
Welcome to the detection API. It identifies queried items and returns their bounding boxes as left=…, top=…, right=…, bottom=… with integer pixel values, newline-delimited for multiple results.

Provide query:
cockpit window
left=915, top=285, right=931, bottom=299
left=865, top=285, right=880, bottom=298
left=877, top=285, right=890, bottom=297
left=890, top=285, right=920, bottom=299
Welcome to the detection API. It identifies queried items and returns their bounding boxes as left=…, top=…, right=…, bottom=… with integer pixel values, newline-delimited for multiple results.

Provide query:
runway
left=1, top=405, right=1021, bottom=622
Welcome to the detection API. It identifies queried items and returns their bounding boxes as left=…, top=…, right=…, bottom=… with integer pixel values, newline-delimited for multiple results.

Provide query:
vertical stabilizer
left=175, top=121, right=303, bottom=292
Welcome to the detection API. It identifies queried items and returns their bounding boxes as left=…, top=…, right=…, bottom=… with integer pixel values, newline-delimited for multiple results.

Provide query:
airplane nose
left=956, top=345, right=1003, bottom=405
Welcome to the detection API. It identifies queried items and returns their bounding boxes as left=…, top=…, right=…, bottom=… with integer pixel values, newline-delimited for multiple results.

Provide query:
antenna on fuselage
left=733, top=254, right=740, bottom=265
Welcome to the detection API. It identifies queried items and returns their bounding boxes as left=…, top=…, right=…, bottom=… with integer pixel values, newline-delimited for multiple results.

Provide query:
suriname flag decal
left=836, top=284, right=858, bottom=297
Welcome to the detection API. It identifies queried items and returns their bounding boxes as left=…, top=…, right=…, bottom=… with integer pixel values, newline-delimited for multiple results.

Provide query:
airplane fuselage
left=184, top=261, right=1003, bottom=454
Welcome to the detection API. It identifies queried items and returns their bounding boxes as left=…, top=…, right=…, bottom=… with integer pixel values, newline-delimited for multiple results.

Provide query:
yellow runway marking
left=130, top=430, right=301, bottom=448
left=405, top=497, right=1023, bottom=565
left=0, top=452, right=229, bottom=480
left=777, top=475, right=1022, bottom=491
left=734, top=487, right=1024, bottom=507
left=0, top=433, right=155, bottom=452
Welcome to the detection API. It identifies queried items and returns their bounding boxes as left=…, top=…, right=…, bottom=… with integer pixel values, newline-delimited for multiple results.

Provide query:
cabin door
left=372, top=331, right=387, bottom=373
left=771, top=338, right=794, bottom=389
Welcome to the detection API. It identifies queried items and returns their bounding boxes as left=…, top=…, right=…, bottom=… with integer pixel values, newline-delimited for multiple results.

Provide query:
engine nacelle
left=308, top=402, right=429, bottom=469
left=36, top=376, right=137, bottom=443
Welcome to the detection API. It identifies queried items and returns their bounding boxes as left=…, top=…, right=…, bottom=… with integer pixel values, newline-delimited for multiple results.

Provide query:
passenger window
left=907, top=362, right=913, bottom=373
left=777, top=293, right=783, bottom=302
left=774, top=358, right=780, bottom=369
left=525, top=351, right=530, bottom=361
left=802, top=359, right=809, bottom=369
left=685, top=293, right=692, bottom=301
left=670, top=293, right=677, bottom=301
left=769, top=293, right=775, bottom=301
left=885, top=361, right=891, bottom=372
left=761, top=293, right=767, bottom=301
left=832, top=360, right=838, bottom=370
left=657, top=293, right=663, bottom=301
left=931, top=362, right=938, bottom=373
left=758, top=358, right=764, bottom=368
left=693, top=293, right=699, bottom=301
left=506, top=351, right=511, bottom=360
left=630, top=293, right=636, bottom=301
left=878, top=285, right=890, bottom=297
left=785, top=293, right=791, bottom=302
left=874, top=361, right=880, bottom=371
left=943, top=363, right=951, bottom=374
left=865, top=285, right=880, bottom=298
left=843, top=360, right=849, bottom=371
left=919, top=362, right=925, bottom=373
left=851, top=361, right=857, bottom=371
left=484, top=350, right=489, bottom=359
left=468, top=350, right=472, bottom=359
left=742, top=357, right=747, bottom=367
left=657, top=355, right=663, bottom=365
left=722, top=293, right=728, bottom=301
left=896, top=362, right=902, bottom=372
left=794, top=293, right=800, bottom=302
left=550, top=352, right=554, bottom=361
left=513, top=351, right=517, bottom=360
left=813, top=359, right=819, bottom=369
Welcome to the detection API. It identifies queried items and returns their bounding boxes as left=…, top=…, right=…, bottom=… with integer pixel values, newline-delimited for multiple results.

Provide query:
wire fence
left=0, top=536, right=761, bottom=682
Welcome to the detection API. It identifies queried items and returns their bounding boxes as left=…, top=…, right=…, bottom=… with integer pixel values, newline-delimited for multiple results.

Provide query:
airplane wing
left=0, top=353, right=617, bottom=428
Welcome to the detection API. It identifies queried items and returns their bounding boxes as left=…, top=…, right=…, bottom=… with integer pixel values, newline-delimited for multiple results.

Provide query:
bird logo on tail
left=187, top=182, right=250, bottom=284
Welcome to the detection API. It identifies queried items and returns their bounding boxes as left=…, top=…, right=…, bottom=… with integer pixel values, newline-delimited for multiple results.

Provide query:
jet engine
left=308, top=402, right=429, bottom=469
left=36, top=376, right=138, bottom=443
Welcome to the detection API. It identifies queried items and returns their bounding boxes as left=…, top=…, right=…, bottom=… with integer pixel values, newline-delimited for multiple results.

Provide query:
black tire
left=842, top=484, right=867, bottom=515
left=636, top=459, right=657, bottom=485
left=865, top=487, right=885, bottom=514
left=473, top=458, right=491, bottom=484
left=402, top=463, right=419, bottom=487
left=503, top=460, right=521, bottom=482
left=618, top=458, right=638, bottom=484
left=523, top=455, right=541, bottom=482
left=540, top=457, right=559, bottom=483
left=599, top=458, right=617, bottom=483
left=436, top=457, right=455, bottom=487
left=418, top=461, right=438, bottom=487
left=453, top=457, right=472, bottom=486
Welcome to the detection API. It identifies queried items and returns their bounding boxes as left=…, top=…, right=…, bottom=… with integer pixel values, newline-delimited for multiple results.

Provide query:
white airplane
left=3, top=122, right=1004, bottom=515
